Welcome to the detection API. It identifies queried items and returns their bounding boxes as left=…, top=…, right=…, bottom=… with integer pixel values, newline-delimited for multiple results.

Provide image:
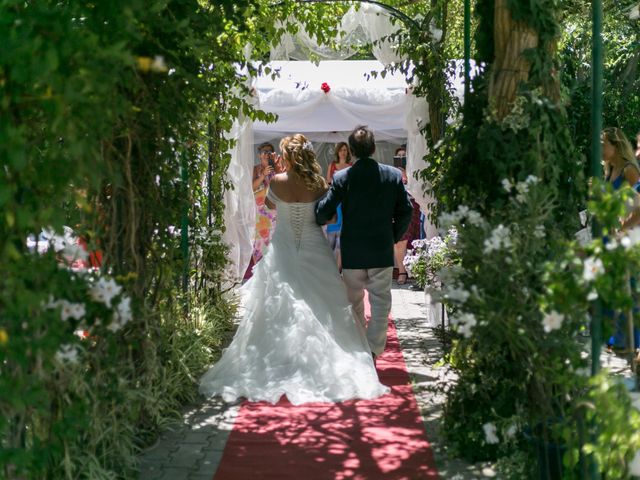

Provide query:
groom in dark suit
left=316, top=126, right=414, bottom=360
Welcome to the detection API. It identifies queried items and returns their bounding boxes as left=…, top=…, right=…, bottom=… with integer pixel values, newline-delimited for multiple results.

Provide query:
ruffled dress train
left=199, top=189, right=388, bottom=405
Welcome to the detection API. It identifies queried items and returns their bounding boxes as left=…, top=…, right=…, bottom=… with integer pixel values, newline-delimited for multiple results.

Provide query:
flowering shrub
left=404, top=228, right=458, bottom=290
left=540, top=180, right=640, bottom=474
left=0, top=1, right=250, bottom=477
left=439, top=175, right=640, bottom=475
left=437, top=173, right=588, bottom=464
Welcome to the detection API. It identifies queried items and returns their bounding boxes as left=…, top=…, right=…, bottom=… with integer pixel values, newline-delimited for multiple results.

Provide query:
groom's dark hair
left=348, top=125, right=375, bottom=159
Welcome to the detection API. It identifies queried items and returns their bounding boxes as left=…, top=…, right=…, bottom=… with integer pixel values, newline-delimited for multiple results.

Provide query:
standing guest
left=251, top=142, right=285, bottom=264
left=326, top=142, right=352, bottom=184
left=392, top=146, right=422, bottom=285
left=602, top=127, right=640, bottom=190
left=316, top=126, right=413, bottom=361
left=601, top=127, right=640, bottom=353
left=325, top=142, right=353, bottom=270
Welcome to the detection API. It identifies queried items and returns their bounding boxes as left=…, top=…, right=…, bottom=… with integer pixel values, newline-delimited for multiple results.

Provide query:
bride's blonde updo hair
left=280, top=134, right=328, bottom=191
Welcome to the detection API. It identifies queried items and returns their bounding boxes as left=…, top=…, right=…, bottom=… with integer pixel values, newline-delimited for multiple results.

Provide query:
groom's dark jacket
left=315, top=157, right=414, bottom=269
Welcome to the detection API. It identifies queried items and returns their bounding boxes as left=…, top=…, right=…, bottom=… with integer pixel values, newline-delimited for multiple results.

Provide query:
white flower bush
left=44, top=272, right=133, bottom=353
left=437, top=171, right=596, bottom=463
left=28, top=226, right=90, bottom=266
left=403, top=227, right=459, bottom=290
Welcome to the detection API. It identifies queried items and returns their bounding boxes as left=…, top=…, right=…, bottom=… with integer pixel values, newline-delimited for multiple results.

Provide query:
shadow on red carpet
left=212, top=317, right=439, bottom=480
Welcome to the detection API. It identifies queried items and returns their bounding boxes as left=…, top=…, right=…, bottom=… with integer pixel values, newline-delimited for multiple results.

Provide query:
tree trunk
left=489, top=0, right=539, bottom=119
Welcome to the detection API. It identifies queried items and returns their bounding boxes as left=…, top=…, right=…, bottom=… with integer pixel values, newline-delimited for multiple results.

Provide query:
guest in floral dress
left=251, top=142, right=285, bottom=264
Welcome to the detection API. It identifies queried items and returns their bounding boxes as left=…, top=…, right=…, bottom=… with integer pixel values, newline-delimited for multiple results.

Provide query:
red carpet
left=213, top=304, right=439, bottom=479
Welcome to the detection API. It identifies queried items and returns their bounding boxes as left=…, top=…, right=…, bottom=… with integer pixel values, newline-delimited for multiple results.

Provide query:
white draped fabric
left=253, top=60, right=409, bottom=142
left=405, top=93, right=438, bottom=239
left=222, top=113, right=256, bottom=281
left=270, top=4, right=403, bottom=65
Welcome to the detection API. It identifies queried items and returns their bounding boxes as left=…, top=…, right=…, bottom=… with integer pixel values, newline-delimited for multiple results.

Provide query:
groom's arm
left=315, top=177, right=344, bottom=225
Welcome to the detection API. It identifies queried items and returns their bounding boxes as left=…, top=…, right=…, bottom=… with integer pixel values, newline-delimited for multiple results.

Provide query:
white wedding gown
left=199, top=188, right=389, bottom=405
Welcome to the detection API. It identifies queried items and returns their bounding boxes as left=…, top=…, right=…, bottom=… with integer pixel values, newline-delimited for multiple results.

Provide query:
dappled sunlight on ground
left=213, top=320, right=438, bottom=480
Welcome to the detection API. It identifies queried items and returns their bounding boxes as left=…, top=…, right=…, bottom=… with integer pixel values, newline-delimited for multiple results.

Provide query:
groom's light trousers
left=342, top=267, right=393, bottom=356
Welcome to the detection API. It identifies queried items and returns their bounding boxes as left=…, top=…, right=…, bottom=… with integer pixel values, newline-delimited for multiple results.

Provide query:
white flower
left=533, top=225, right=545, bottom=239
left=483, top=224, right=512, bottom=253
left=89, top=277, right=122, bottom=308
left=444, top=286, right=470, bottom=303
left=575, top=227, right=592, bottom=246
left=542, top=310, right=564, bottom=333
left=621, top=236, right=632, bottom=248
left=42, top=226, right=77, bottom=252
left=605, top=239, right=618, bottom=250
left=62, top=243, right=89, bottom=263
left=582, top=256, right=604, bottom=282
left=483, top=422, right=499, bottom=444
left=501, top=178, right=513, bottom=192
left=116, top=296, right=132, bottom=322
left=167, top=226, right=180, bottom=237
left=55, top=344, right=79, bottom=363
left=60, top=301, right=86, bottom=321
left=513, top=179, right=535, bottom=203
left=451, top=313, right=477, bottom=338
left=466, top=210, right=484, bottom=226
left=438, top=212, right=457, bottom=230
left=26, top=234, right=51, bottom=254
left=108, top=296, right=132, bottom=332
left=505, top=424, right=518, bottom=439
left=587, top=290, right=598, bottom=301
left=515, top=181, right=529, bottom=196
left=525, top=175, right=539, bottom=184
left=457, top=205, right=470, bottom=217
left=437, top=264, right=463, bottom=285
left=458, top=321, right=476, bottom=339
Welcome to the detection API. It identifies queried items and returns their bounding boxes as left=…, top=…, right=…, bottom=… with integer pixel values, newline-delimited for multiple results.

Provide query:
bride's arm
left=315, top=179, right=343, bottom=225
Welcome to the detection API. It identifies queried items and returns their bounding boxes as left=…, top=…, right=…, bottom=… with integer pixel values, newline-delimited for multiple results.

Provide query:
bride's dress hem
left=199, top=191, right=388, bottom=405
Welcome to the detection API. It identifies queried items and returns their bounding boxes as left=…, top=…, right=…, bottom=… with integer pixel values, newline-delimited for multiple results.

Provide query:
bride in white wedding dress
left=199, top=134, right=389, bottom=405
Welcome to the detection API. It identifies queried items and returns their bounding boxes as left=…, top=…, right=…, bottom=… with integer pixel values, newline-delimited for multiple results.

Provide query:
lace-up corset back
left=266, top=188, right=320, bottom=250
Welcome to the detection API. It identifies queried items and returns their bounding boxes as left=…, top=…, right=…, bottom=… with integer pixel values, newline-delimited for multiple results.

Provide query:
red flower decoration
left=320, top=82, right=331, bottom=93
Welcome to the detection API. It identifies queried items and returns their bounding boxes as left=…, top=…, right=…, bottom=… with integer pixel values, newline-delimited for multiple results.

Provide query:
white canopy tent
left=222, top=59, right=471, bottom=282
left=252, top=60, right=410, bottom=144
